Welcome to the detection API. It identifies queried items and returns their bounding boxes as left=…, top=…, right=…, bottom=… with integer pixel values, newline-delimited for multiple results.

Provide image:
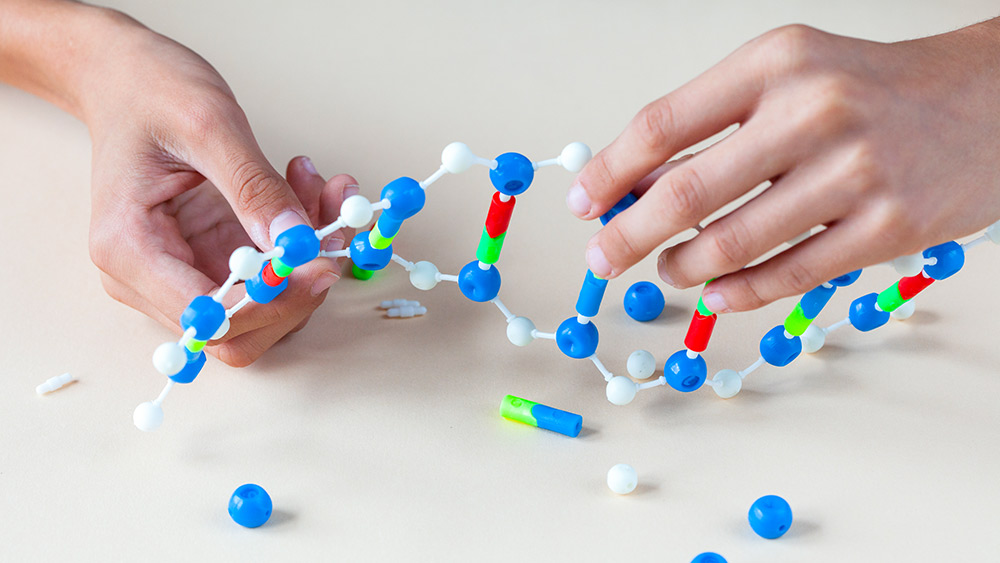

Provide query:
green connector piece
left=476, top=227, right=507, bottom=265
left=270, top=256, right=294, bottom=278
left=876, top=282, right=906, bottom=313
left=499, top=395, right=538, bottom=427
left=696, top=296, right=713, bottom=317
left=368, top=224, right=395, bottom=250
left=351, top=263, right=374, bottom=280
left=186, top=339, right=207, bottom=353
left=783, top=303, right=813, bottom=336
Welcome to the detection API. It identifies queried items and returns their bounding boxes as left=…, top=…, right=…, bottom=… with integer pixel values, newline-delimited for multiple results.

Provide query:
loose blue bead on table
left=489, top=152, right=535, bottom=196
left=228, top=484, right=273, bottom=528
left=180, top=295, right=226, bottom=340
left=691, top=553, right=727, bottom=563
left=556, top=317, right=600, bottom=359
left=623, top=281, right=665, bottom=322
left=663, top=349, right=707, bottom=392
left=848, top=292, right=890, bottom=332
left=748, top=494, right=793, bottom=539
left=759, top=325, right=802, bottom=367
left=274, top=224, right=320, bottom=268
left=349, top=231, right=394, bottom=271
left=923, top=241, right=965, bottom=280
left=458, top=261, right=502, bottom=302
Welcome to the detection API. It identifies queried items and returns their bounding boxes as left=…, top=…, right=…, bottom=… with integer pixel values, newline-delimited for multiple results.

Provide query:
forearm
left=0, top=0, right=145, bottom=119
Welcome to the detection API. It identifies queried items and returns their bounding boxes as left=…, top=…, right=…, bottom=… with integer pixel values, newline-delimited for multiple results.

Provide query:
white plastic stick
left=437, top=273, right=459, bottom=283
left=213, top=273, right=240, bottom=303
left=177, top=326, right=198, bottom=348
left=227, top=295, right=252, bottom=318
left=319, top=249, right=350, bottom=259
left=492, top=298, right=515, bottom=321
left=260, top=247, right=284, bottom=261
left=577, top=314, right=592, bottom=324
left=963, top=235, right=988, bottom=251
left=475, top=156, right=498, bottom=170
left=419, top=165, right=448, bottom=189
left=36, top=373, right=76, bottom=395
left=533, top=157, right=560, bottom=170
left=823, top=317, right=852, bottom=335
left=738, top=356, right=766, bottom=379
left=391, top=254, right=414, bottom=270
left=531, top=330, right=556, bottom=340
left=589, top=355, right=613, bottom=381
left=153, top=380, right=175, bottom=407
left=315, top=218, right=346, bottom=239
left=637, top=376, right=666, bottom=391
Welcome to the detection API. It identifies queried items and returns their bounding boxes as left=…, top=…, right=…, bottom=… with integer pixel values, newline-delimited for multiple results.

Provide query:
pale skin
left=569, top=20, right=1000, bottom=314
left=0, top=0, right=354, bottom=366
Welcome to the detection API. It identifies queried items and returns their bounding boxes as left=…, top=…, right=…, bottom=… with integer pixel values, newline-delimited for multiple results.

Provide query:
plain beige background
left=2, top=1, right=1000, bottom=561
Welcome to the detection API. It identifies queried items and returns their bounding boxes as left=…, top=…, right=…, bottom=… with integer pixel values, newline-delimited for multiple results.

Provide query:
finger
left=585, top=119, right=796, bottom=278
left=209, top=295, right=321, bottom=367
left=701, top=216, right=894, bottom=313
left=656, top=161, right=853, bottom=288
left=285, top=156, right=327, bottom=225
left=99, top=273, right=178, bottom=331
left=567, top=43, right=769, bottom=220
left=632, top=154, right=694, bottom=197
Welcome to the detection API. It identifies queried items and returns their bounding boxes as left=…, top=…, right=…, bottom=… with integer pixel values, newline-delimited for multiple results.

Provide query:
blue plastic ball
left=748, top=495, right=793, bottom=539
left=170, top=350, right=206, bottom=384
left=759, top=325, right=802, bottom=367
left=274, top=224, right=320, bottom=268
left=922, top=241, right=964, bottom=280
left=827, top=268, right=862, bottom=287
left=245, top=264, right=289, bottom=304
left=555, top=317, right=600, bottom=359
left=228, top=484, right=273, bottom=528
left=600, top=192, right=638, bottom=226
left=623, top=281, right=665, bottom=322
left=458, top=261, right=502, bottom=302
left=349, top=231, right=393, bottom=271
left=664, top=349, right=707, bottom=392
left=489, top=153, right=535, bottom=196
left=691, top=553, right=727, bottom=563
left=849, top=292, right=890, bottom=332
left=380, top=177, right=426, bottom=220
left=180, top=295, right=226, bottom=340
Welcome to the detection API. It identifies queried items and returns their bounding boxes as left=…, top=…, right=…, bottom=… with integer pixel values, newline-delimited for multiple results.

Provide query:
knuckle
left=841, top=139, right=885, bottom=194
left=869, top=201, right=915, bottom=247
left=709, top=219, right=753, bottom=270
left=230, top=159, right=285, bottom=217
left=603, top=222, right=641, bottom=266
left=633, top=98, right=676, bottom=151
left=801, top=72, right=862, bottom=137
left=777, top=257, right=817, bottom=295
left=731, top=274, right=769, bottom=311
left=757, top=24, right=824, bottom=74
left=178, top=93, right=244, bottom=143
left=660, top=166, right=706, bottom=226
left=581, top=152, right=619, bottom=203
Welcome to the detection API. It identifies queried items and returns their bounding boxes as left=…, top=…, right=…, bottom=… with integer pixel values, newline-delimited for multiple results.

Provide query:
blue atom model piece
left=691, top=553, right=727, bottom=563
left=748, top=494, right=793, bottom=539
left=229, top=484, right=273, bottom=528
left=623, top=281, right=665, bottom=322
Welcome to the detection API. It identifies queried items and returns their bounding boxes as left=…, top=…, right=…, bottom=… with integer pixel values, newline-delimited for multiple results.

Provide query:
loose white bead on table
left=607, top=464, right=638, bottom=495
left=36, top=372, right=76, bottom=395
left=340, top=194, right=375, bottom=228
left=558, top=142, right=592, bottom=173
left=891, top=253, right=925, bottom=277
left=800, top=324, right=826, bottom=354
left=625, top=349, right=656, bottom=380
left=605, top=376, right=638, bottom=406
left=506, top=316, right=536, bottom=346
left=152, top=342, right=187, bottom=376
left=229, top=246, right=265, bottom=281
left=133, top=402, right=164, bottom=432
left=409, top=261, right=440, bottom=290
left=441, top=142, right=476, bottom=174
left=890, top=300, right=916, bottom=320
left=711, top=369, right=742, bottom=399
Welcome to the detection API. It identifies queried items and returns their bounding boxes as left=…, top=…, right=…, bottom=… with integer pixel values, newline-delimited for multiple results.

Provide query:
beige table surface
left=3, top=1, right=1000, bottom=561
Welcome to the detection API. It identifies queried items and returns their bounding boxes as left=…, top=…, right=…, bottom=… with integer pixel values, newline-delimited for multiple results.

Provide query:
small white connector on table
left=36, top=372, right=76, bottom=395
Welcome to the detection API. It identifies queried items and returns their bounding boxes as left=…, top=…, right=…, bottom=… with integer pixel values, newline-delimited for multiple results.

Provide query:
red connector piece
left=898, top=273, right=935, bottom=300
left=261, top=261, right=286, bottom=287
left=485, top=192, right=516, bottom=238
left=684, top=310, right=717, bottom=353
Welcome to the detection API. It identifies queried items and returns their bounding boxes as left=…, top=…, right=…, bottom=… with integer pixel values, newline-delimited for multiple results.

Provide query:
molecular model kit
left=132, top=140, right=1000, bottom=432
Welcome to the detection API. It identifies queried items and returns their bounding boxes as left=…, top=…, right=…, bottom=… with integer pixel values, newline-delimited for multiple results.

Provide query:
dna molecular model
left=132, top=140, right=1000, bottom=431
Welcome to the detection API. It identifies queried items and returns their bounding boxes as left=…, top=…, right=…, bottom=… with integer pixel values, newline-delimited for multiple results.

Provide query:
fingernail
left=586, top=245, right=613, bottom=278
left=344, top=184, right=360, bottom=198
left=311, top=272, right=339, bottom=297
left=323, top=236, right=345, bottom=252
left=269, top=210, right=307, bottom=243
left=657, top=252, right=676, bottom=287
left=702, top=291, right=729, bottom=314
left=566, top=183, right=592, bottom=217
left=302, top=157, right=318, bottom=176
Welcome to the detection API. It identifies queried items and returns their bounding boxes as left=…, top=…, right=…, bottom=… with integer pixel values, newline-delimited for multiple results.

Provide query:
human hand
left=81, top=15, right=355, bottom=366
left=568, top=21, right=1000, bottom=313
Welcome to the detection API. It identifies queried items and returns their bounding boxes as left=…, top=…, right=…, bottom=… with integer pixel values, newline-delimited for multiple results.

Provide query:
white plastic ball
left=891, top=253, right=924, bottom=277
left=607, top=464, right=638, bottom=495
left=211, top=316, right=231, bottom=340
left=800, top=324, right=826, bottom=354
left=606, top=376, right=638, bottom=406
left=152, top=342, right=187, bottom=376
left=133, top=401, right=164, bottom=432
left=409, top=261, right=440, bottom=290
left=441, top=142, right=476, bottom=174
left=340, top=194, right=374, bottom=229
left=711, top=369, right=743, bottom=399
left=891, top=300, right=916, bottom=321
left=986, top=220, right=1000, bottom=245
left=506, top=317, right=536, bottom=347
left=559, top=142, right=592, bottom=173
left=786, top=229, right=812, bottom=246
left=626, top=350, right=656, bottom=380
left=229, top=246, right=265, bottom=281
